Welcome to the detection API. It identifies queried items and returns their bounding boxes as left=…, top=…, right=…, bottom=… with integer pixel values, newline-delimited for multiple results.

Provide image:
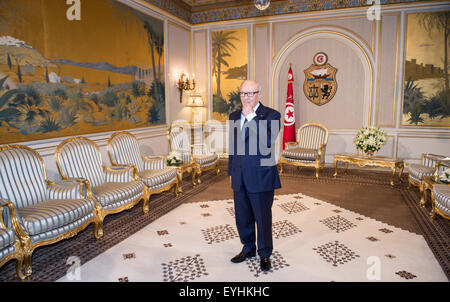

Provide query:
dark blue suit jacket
left=228, top=103, right=282, bottom=193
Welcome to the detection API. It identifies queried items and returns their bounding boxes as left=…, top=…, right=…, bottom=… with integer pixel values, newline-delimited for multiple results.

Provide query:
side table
left=169, top=162, right=197, bottom=194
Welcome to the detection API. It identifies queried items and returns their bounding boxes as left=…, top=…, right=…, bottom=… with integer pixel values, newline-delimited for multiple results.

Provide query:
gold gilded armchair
left=279, top=122, right=329, bottom=179
left=169, top=120, right=219, bottom=184
left=407, top=153, right=446, bottom=188
left=107, top=131, right=179, bottom=199
left=56, top=137, right=150, bottom=239
left=0, top=145, right=97, bottom=279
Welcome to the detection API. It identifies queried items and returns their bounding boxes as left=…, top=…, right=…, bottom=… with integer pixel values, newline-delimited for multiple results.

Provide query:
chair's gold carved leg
left=333, top=160, right=338, bottom=177
left=419, top=182, right=425, bottom=207
left=142, top=195, right=150, bottom=214
left=429, top=207, right=436, bottom=219
left=23, top=251, right=32, bottom=278
left=16, top=255, right=25, bottom=280
left=280, top=163, right=284, bottom=174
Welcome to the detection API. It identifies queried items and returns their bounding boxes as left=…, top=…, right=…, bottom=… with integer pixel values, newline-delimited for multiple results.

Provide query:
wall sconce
left=176, top=72, right=195, bottom=103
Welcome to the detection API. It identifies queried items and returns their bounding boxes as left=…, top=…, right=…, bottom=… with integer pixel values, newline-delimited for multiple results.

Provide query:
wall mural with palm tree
left=211, top=28, right=248, bottom=122
left=0, top=0, right=165, bottom=144
left=402, top=11, right=450, bottom=126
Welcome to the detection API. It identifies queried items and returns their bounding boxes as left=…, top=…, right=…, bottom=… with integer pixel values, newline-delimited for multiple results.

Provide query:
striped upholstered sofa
left=169, top=121, right=219, bottom=184
left=0, top=145, right=97, bottom=279
left=107, top=131, right=179, bottom=198
left=0, top=199, right=25, bottom=280
left=55, top=137, right=150, bottom=238
left=407, top=153, right=446, bottom=188
left=279, top=123, right=329, bottom=179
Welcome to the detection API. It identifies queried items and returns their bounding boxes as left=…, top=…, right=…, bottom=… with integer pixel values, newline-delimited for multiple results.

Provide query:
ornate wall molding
left=143, top=0, right=438, bottom=24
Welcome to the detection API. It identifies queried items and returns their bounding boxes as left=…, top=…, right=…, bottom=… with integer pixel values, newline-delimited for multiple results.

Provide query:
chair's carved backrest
left=170, top=121, right=191, bottom=151
left=108, top=132, right=144, bottom=172
left=0, top=145, right=48, bottom=209
left=422, top=153, right=446, bottom=167
left=56, top=137, right=105, bottom=188
left=169, top=121, right=192, bottom=163
left=297, top=123, right=329, bottom=150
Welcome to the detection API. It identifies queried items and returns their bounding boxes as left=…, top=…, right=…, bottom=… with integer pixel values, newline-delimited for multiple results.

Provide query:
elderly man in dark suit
left=228, top=80, right=281, bottom=272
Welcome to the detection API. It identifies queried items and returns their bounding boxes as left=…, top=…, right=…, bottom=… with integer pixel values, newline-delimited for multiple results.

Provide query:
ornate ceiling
left=143, top=0, right=432, bottom=24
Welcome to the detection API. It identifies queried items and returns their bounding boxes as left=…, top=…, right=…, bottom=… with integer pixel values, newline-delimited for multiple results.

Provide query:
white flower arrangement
left=353, top=126, right=387, bottom=154
left=438, top=168, right=450, bottom=184
left=167, top=151, right=182, bottom=166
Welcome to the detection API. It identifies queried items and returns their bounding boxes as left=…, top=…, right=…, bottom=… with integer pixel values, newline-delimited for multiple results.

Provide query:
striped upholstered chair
left=279, top=123, right=329, bottom=179
left=55, top=137, right=150, bottom=238
left=107, top=131, right=179, bottom=199
left=169, top=120, right=219, bottom=184
left=0, top=199, right=25, bottom=280
left=407, top=153, right=446, bottom=189
left=430, top=160, right=450, bottom=221
left=0, top=145, right=98, bottom=279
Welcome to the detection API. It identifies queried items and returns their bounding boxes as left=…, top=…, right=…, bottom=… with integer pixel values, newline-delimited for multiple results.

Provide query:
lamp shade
left=187, top=95, right=204, bottom=107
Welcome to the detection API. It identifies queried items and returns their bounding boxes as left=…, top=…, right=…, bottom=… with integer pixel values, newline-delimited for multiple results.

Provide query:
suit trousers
left=233, top=180, right=274, bottom=259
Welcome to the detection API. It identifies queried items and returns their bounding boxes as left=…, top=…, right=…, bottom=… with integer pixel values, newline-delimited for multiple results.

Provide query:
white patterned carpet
left=58, top=193, right=447, bottom=282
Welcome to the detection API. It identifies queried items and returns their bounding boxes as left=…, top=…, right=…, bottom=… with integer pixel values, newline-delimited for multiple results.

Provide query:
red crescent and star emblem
left=284, top=103, right=295, bottom=126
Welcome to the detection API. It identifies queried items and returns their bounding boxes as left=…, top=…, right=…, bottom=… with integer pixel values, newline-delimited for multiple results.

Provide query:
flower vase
left=364, top=151, right=374, bottom=158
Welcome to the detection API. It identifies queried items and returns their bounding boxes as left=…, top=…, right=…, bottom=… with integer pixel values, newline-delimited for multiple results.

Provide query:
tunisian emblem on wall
left=303, top=52, right=338, bottom=106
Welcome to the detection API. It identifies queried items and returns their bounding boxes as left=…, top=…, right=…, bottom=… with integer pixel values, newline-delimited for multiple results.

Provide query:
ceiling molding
left=142, top=0, right=444, bottom=24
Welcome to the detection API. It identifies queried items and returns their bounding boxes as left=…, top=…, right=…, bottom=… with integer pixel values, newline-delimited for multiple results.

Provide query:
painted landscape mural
left=403, top=11, right=450, bottom=126
left=0, top=0, right=165, bottom=144
left=211, top=28, right=248, bottom=122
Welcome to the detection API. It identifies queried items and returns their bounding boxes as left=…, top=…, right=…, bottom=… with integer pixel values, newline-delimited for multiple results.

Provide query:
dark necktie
left=241, top=118, right=248, bottom=142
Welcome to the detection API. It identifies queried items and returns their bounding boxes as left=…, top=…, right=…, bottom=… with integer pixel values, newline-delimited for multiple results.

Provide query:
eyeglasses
left=239, top=91, right=260, bottom=97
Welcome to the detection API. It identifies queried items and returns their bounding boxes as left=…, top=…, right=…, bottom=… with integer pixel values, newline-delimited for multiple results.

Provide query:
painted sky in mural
left=0, top=0, right=165, bottom=144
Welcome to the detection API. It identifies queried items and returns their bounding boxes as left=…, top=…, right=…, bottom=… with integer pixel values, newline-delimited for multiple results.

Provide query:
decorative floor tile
left=366, top=236, right=379, bottom=242
left=162, top=254, right=208, bottom=282
left=379, top=228, right=393, bottom=234
left=201, top=224, right=238, bottom=244
left=396, top=270, right=417, bottom=280
left=226, top=207, right=235, bottom=217
left=245, top=251, right=289, bottom=277
left=313, top=241, right=360, bottom=267
left=273, top=220, right=302, bottom=239
left=278, top=201, right=309, bottom=214
left=122, top=253, right=136, bottom=260
left=320, top=215, right=356, bottom=233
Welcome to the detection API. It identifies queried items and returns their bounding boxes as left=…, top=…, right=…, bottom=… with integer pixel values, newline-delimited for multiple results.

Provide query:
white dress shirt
left=241, top=102, right=260, bottom=129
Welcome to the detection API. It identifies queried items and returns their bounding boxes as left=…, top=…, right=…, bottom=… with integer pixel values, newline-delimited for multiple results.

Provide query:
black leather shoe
left=260, top=257, right=271, bottom=271
left=230, top=250, right=256, bottom=263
